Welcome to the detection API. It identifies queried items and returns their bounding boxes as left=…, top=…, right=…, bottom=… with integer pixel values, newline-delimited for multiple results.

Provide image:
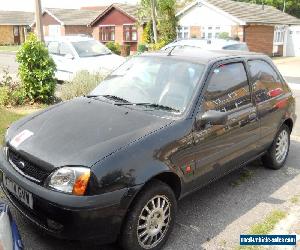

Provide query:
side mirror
left=65, top=53, right=74, bottom=60
left=196, top=110, right=228, bottom=128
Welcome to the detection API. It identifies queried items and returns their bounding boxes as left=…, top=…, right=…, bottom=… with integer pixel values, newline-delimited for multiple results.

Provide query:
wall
left=231, top=25, right=244, bottom=41
left=92, top=7, right=140, bottom=52
left=64, top=25, right=93, bottom=36
left=95, top=8, right=135, bottom=26
left=245, top=25, right=274, bottom=55
left=0, top=25, right=14, bottom=44
left=178, top=3, right=239, bottom=39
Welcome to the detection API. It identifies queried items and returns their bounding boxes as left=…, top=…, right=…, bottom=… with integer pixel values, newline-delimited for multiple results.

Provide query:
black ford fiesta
left=0, top=48, right=296, bottom=250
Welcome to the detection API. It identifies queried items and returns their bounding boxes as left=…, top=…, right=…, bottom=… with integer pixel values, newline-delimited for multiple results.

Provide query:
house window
left=177, top=26, right=189, bottom=39
left=48, top=25, right=61, bottom=37
left=207, top=33, right=212, bottom=39
left=123, top=25, right=138, bottom=42
left=274, top=25, right=285, bottom=44
left=100, top=26, right=115, bottom=41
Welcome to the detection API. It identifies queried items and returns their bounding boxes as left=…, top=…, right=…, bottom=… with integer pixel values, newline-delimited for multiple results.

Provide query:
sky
left=0, top=0, right=138, bottom=11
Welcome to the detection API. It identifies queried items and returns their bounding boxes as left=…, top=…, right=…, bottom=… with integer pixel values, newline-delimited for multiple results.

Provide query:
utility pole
left=35, top=0, right=44, bottom=41
left=283, top=0, right=286, bottom=12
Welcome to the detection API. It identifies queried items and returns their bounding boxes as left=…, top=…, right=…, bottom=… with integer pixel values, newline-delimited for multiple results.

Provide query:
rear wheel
left=262, top=124, right=290, bottom=170
left=120, top=180, right=177, bottom=250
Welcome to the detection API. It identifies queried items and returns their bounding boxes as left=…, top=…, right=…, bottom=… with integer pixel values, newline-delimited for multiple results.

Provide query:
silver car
left=45, top=36, right=125, bottom=82
left=161, top=38, right=249, bottom=52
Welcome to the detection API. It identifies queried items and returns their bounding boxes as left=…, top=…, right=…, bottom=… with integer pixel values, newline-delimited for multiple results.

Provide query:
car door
left=192, top=60, right=260, bottom=188
left=56, top=42, right=77, bottom=81
left=247, top=59, right=289, bottom=150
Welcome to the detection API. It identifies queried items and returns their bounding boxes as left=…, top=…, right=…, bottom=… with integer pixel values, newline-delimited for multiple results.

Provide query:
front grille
left=8, top=149, right=50, bottom=183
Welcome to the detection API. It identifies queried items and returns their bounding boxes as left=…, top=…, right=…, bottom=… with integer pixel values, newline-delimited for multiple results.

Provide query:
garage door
left=287, top=26, right=300, bottom=57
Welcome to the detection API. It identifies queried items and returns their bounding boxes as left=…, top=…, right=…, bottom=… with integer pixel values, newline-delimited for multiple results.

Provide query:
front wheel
left=262, top=124, right=290, bottom=170
left=120, top=180, right=177, bottom=250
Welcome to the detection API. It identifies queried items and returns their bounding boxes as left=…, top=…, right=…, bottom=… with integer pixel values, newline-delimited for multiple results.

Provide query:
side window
left=59, top=43, right=74, bottom=57
left=47, top=41, right=59, bottom=55
left=203, top=62, right=251, bottom=112
left=248, top=60, right=283, bottom=103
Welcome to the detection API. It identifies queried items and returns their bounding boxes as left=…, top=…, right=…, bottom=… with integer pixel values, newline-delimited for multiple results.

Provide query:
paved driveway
left=0, top=52, right=18, bottom=74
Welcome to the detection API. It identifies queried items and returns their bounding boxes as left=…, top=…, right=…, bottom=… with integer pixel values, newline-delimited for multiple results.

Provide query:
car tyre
left=120, top=180, right=177, bottom=250
left=262, top=124, right=290, bottom=170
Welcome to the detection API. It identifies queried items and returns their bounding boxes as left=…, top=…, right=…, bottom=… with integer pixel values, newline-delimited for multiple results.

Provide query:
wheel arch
left=283, top=118, right=293, bottom=133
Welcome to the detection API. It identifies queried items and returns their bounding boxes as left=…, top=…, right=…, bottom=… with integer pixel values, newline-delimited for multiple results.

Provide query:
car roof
left=44, top=35, right=94, bottom=42
left=143, top=47, right=266, bottom=65
left=172, top=38, right=245, bottom=45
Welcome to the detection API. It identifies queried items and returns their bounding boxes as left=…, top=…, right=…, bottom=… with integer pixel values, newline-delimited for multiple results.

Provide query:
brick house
left=176, top=0, right=300, bottom=56
left=0, top=11, right=34, bottom=45
left=32, top=8, right=99, bottom=37
left=86, top=4, right=142, bottom=52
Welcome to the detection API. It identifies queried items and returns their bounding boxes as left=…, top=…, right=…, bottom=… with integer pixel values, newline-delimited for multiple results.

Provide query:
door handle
left=248, top=113, right=257, bottom=120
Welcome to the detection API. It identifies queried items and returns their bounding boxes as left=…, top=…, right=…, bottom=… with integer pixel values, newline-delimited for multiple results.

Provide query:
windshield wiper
left=86, top=95, right=130, bottom=104
left=117, top=103, right=180, bottom=113
left=102, top=95, right=131, bottom=103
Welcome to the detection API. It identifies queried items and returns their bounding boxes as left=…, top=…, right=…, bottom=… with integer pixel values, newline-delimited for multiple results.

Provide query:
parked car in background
left=0, top=48, right=295, bottom=250
left=0, top=203, right=23, bottom=250
left=161, top=38, right=249, bottom=52
left=45, top=36, right=125, bottom=82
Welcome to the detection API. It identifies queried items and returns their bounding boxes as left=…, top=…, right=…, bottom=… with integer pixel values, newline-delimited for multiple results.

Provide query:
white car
left=161, top=38, right=249, bottom=52
left=45, top=36, right=125, bottom=82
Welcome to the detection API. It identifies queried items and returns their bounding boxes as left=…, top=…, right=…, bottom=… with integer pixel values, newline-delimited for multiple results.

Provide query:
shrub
left=106, top=42, right=121, bottom=55
left=121, top=44, right=131, bottom=56
left=16, top=33, right=56, bottom=104
left=59, top=71, right=105, bottom=101
left=0, top=86, right=10, bottom=106
left=138, top=44, right=148, bottom=53
left=218, top=32, right=230, bottom=40
left=0, top=67, right=26, bottom=106
left=148, top=41, right=166, bottom=51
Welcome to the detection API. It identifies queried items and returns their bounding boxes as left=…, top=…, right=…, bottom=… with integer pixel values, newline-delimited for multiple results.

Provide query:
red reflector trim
left=274, top=99, right=288, bottom=109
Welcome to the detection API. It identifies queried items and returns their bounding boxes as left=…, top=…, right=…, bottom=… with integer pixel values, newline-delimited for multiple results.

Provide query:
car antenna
left=167, top=46, right=178, bottom=56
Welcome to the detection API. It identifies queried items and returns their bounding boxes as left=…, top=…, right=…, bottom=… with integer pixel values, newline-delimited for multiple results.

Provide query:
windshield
left=72, top=40, right=111, bottom=57
left=90, top=56, right=205, bottom=113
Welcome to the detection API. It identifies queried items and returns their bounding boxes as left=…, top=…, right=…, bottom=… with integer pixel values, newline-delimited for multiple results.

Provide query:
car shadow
left=7, top=140, right=300, bottom=250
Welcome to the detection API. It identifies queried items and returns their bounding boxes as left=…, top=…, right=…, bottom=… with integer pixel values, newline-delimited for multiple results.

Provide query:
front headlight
left=47, top=167, right=91, bottom=196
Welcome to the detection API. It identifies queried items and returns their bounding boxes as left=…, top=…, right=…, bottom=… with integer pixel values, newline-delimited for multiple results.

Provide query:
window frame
left=99, top=25, right=116, bottom=42
left=176, top=26, right=190, bottom=39
left=123, top=24, right=138, bottom=42
left=246, top=58, right=286, bottom=104
left=197, top=59, right=254, bottom=114
left=247, top=59, right=284, bottom=86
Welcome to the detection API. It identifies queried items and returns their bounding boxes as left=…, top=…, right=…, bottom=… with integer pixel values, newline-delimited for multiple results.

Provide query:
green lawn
left=0, top=45, right=21, bottom=52
left=0, top=107, right=42, bottom=144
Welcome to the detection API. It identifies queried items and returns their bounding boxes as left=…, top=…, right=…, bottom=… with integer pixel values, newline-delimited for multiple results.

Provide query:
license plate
left=3, top=174, right=33, bottom=209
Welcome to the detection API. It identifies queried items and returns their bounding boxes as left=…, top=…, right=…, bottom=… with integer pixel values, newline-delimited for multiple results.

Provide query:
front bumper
left=0, top=151, right=141, bottom=243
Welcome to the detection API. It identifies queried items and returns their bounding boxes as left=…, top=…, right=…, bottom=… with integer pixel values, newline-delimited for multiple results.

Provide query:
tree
left=139, top=0, right=177, bottom=46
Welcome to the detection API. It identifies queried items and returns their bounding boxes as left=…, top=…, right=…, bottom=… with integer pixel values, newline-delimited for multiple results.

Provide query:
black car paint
left=0, top=52, right=296, bottom=244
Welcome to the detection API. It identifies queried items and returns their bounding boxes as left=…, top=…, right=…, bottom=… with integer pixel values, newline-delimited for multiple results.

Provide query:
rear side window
left=248, top=60, right=283, bottom=103
left=223, top=44, right=249, bottom=51
left=59, top=42, right=74, bottom=56
left=203, top=62, right=251, bottom=112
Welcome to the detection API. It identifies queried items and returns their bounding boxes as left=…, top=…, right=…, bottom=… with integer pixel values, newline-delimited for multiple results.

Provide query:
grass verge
left=237, top=210, right=287, bottom=250
left=0, top=106, right=44, bottom=145
left=0, top=45, right=20, bottom=52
